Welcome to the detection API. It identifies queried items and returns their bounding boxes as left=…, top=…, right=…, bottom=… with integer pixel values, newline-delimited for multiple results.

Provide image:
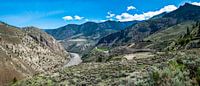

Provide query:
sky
left=0, top=0, right=200, bottom=29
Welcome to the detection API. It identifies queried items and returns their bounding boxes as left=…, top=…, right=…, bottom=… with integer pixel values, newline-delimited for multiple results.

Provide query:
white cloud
left=84, top=19, right=107, bottom=23
left=116, top=13, right=144, bottom=21
left=74, top=15, right=84, bottom=20
left=85, top=19, right=89, bottom=21
left=62, top=16, right=73, bottom=20
left=100, top=20, right=107, bottom=22
left=116, top=5, right=177, bottom=22
left=127, top=6, right=136, bottom=11
left=106, top=12, right=115, bottom=19
left=63, top=15, right=84, bottom=21
left=191, top=2, right=200, bottom=6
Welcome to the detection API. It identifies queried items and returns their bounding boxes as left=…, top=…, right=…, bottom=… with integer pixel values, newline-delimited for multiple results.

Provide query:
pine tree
left=196, top=21, right=200, bottom=27
left=186, top=27, right=190, bottom=35
left=197, top=22, right=200, bottom=37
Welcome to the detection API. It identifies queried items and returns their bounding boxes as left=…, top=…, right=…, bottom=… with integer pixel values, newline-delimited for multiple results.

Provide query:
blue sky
left=0, top=0, right=199, bottom=29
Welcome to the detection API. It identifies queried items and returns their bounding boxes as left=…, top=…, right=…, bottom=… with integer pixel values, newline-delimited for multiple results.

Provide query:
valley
left=1, top=2, right=200, bottom=86
left=45, top=21, right=137, bottom=55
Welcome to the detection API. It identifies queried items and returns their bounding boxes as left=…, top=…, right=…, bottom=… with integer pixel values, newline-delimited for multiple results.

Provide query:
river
left=64, top=53, right=82, bottom=67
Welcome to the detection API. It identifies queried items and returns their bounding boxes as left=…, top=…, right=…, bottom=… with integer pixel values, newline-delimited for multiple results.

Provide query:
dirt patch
left=123, top=52, right=154, bottom=60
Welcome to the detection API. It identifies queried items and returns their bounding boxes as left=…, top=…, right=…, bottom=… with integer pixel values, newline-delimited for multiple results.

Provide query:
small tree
left=186, top=27, right=190, bottom=35
left=197, top=22, right=200, bottom=37
left=13, top=77, right=17, bottom=83
left=196, top=21, right=200, bottom=27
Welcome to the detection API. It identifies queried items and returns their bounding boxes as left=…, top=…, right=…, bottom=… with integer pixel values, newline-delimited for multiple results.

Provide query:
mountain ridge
left=45, top=20, right=138, bottom=55
left=97, top=3, right=200, bottom=47
left=45, top=20, right=138, bottom=40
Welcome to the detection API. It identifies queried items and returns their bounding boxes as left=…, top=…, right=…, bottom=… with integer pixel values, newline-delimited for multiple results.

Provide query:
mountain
left=46, top=20, right=137, bottom=40
left=0, top=23, right=70, bottom=85
left=45, top=20, right=138, bottom=55
left=164, top=3, right=200, bottom=21
left=97, top=3, right=200, bottom=47
left=45, top=24, right=79, bottom=40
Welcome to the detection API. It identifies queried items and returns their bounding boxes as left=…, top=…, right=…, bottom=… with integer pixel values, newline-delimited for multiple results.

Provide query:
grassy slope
left=144, top=21, right=195, bottom=42
left=143, top=21, right=196, bottom=50
left=12, top=49, right=200, bottom=86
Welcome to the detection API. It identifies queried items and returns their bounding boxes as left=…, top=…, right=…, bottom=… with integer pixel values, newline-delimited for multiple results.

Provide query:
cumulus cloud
left=127, top=6, right=136, bottom=11
left=191, top=2, right=200, bottom=6
left=84, top=18, right=107, bottom=23
left=74, top=15, right=84, bottom=20
left=116, top=5, right=177, bottom=22
left=62, top=16, right=73, bottom=20
left=63, top=15, right=84, bottom=21
left=100, top=20, right=107, bottom=22
left=106, top=12, right=115, bottom=19
left=85, top=19, right=89, bottom=22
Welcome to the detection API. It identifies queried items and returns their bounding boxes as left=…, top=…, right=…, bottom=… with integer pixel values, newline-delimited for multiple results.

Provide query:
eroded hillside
left=0, top=22, right=70, bottom=86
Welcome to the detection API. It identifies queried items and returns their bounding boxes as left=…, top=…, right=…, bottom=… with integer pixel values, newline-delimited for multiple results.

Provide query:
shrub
left=13, top=77, right=17, bottom=83
left=152, top=71, right=160, bottom=84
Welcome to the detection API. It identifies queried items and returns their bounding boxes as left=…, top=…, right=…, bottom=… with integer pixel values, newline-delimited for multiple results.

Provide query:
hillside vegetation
left=0, top=23, right=70, bottom=86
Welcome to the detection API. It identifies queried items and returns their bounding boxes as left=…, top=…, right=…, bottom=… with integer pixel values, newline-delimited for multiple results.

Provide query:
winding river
left=64, top=53, right=82, bottom=67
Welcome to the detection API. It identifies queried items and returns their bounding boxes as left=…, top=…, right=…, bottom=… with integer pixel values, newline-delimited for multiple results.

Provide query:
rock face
left=45, top=20, right=137, bottom=55
left=0, top=23, right=69, bottom=86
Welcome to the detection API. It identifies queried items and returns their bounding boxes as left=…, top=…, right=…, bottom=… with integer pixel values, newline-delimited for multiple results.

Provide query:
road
left=64, top=53, right=82, bottom=67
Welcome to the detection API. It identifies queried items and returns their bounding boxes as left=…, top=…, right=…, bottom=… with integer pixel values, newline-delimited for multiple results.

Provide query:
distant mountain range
left=97, top=3, right=200, bottom=47
left=45, top=20, right=137, bottom=40
left=45, top=20, right=138, bottom=55
left=81, top=3, right=200, bottom=62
